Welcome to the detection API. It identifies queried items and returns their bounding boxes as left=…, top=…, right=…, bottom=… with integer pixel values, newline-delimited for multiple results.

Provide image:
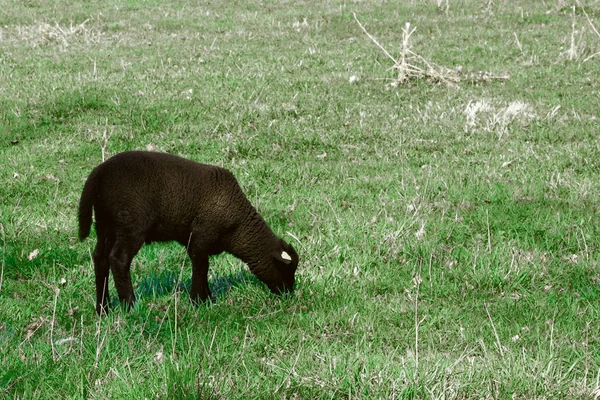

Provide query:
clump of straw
left=353, top=13, right=459, bottom=87
left=353, top=13, right=509, bottom=87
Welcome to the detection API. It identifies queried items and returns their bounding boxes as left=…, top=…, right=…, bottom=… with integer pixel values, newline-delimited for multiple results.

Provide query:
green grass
left=1, top=0, right=600, bottom=398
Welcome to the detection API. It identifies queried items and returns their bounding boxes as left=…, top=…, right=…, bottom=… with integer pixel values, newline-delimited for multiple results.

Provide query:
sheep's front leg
left=188, top=250, right=211, bottom=304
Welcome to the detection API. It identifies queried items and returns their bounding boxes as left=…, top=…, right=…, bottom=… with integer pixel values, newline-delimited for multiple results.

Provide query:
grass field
left=1, top=0, right=600, bottom=398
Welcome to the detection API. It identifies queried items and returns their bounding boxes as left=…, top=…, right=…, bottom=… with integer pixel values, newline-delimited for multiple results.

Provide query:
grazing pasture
left=1, top=0, right=599, bottom=398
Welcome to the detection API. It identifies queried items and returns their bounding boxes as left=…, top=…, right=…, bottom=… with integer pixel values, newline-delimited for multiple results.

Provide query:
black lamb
left=78, top=151, right=299, bottom=315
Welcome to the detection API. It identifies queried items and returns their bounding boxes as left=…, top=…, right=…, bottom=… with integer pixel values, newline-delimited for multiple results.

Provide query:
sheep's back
left=91, top=151, right=251, bottom=240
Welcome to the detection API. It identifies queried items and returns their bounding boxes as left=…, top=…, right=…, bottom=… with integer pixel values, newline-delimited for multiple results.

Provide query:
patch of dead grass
left=464, top=98, right=537, bottom=138
left=9, top=19, right=103, bottom=48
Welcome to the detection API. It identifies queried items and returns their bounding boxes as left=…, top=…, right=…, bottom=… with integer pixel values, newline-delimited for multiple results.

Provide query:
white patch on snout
left=281, top=251, right=292, bottom=261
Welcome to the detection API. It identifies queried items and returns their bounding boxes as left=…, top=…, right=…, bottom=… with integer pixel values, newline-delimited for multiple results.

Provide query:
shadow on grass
left=136, top=268, right=260, bottom=302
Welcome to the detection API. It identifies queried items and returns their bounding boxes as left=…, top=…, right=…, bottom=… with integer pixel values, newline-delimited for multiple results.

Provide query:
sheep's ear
left=274, top=239, right=297, bottom=266
left=274, top=250, right=293, bottom=265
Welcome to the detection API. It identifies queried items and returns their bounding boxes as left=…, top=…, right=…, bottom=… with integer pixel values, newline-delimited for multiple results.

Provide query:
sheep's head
left=259, top=239, right=299, bottom=295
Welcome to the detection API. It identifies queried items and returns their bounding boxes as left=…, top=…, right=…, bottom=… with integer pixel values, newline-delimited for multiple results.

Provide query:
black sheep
left=78, top=151, right=299, bottom=315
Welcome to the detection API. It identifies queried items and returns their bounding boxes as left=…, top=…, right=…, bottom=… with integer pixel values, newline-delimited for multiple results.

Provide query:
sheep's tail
left=78, top=170, right=99, bottom=241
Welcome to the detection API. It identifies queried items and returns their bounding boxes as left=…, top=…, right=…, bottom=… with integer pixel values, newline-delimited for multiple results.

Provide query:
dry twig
left=484, top=302, right=505, bottom=358
left=574, top=0, right=600, bottom=62
left=575, top=0, right=600, bottom=40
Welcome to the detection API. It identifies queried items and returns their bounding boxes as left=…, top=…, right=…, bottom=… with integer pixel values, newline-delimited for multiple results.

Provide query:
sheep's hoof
left=190, top=293, right=213, bottom=306
left=120, top=300, right=136, bottom=312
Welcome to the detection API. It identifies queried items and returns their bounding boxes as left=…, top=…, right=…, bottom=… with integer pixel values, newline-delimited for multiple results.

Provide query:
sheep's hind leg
left=93, top=232, right=115, bottom=315
left=109, top=236, right=143, bottom=311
